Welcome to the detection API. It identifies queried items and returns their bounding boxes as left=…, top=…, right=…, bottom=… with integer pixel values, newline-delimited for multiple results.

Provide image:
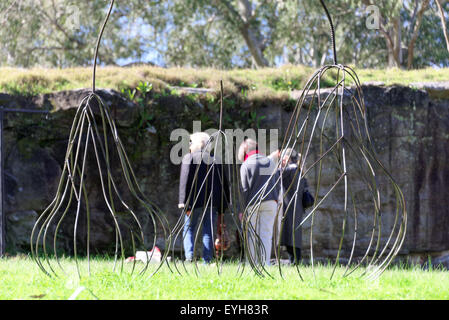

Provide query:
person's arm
left=268, top=149, right=280, bottom=161
left=303, top=176, right=311, bottom=195
left=240, top=163, right=249, bottom=206
left=179, top=154, right=192, bottom=208
left=273, top=166, right=281, bottom=201
left=219, top=163, right=231, bottom=214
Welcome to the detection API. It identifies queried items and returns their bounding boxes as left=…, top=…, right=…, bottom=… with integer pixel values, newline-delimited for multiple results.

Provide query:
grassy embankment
left=1, top=65, right=447, bottom=100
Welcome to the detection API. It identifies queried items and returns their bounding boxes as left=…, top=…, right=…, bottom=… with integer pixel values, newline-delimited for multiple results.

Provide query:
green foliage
left=1, top=74, right=51, bottom=96
left=0, top=1, right=142, bottom=67
left=136, top=81, right=153, bottom=97
left=242, top=110, right=266, bottom=129
left=250, top=111, right=266, bottom=128
left=120, top=81, right=156, bottom=143
left=121, top=88, right=137, bottom=101
left=0, top=0, right=447, bottom=69
left=137, top=108, right=154, bottom=131
left=270, top=78, right=302, bottom=91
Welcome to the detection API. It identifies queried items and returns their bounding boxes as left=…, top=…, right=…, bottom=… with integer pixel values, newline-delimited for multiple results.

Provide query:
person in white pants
left=246, top=200, right=278, bottom=266
left=238, top=138, right=280, bottom=267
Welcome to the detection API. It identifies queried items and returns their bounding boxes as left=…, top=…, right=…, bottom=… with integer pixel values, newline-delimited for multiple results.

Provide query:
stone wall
left=1, top=83, right=448, bottom=267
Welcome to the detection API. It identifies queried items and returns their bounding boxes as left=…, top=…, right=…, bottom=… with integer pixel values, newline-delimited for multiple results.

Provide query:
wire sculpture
left=169, top=81, right=245, bottom=276
left=240, top=0, right=407, bottom=280
left=29, top=0, right=406, bottom=282
left=30, top=0, right=171, bottom=278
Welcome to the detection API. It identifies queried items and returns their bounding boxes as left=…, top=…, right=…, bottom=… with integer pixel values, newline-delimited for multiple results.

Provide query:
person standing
left=178, top=132, right=229, bottom=263
left=238, top=138, right=280, bottom=266
left=277, top=148, right=312, bottom=265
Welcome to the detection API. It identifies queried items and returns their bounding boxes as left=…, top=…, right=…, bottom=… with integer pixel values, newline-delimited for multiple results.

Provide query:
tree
left=358, top=0, right=449, bottom=69
left=360, top=0, right=419, bottom=68
left=0, top=0, right=447, bottom=69
left=0, top=0, right=146, bottom=67
left=147, top=0, right=358, bottom=68
left=411, top=0, right=449, bottom=67
left=436, top=0, right=449, bottom=54
left=213, top=0, right=270, bottom=67
left=406, top=0, right=431, bottom=69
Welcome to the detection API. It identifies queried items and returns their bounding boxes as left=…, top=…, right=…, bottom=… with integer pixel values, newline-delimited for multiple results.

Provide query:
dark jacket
left=179, top=151, right=230, bottom=213
left=240, top=153, right=280, bottom=207
left=280, top=163, right=308, bottom=248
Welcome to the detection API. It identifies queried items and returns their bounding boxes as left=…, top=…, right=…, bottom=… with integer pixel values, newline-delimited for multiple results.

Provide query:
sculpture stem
left=92, top=0, right=115, bottom=93
left=319, top=0, right=338, bottom=65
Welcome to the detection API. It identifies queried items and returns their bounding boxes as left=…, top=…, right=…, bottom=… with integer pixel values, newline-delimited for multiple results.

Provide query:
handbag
left=302, top=190, right=315, bottom=209
left=215, top=213, right=230, bottom=255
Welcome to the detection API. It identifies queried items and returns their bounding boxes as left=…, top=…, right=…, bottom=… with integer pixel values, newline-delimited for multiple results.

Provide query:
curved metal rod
left=31, top=0, right=172, bottom=279
left=92, top=0, right=115, bottom=92
left=319, top=0, right=338, bottom=65
left=236, top=61, right=406, bottom=281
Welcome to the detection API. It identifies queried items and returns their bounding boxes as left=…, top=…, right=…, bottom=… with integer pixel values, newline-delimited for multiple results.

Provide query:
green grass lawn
left=0, top=256, right=448, bottom=300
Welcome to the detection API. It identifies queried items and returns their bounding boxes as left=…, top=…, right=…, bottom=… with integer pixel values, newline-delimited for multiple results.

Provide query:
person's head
left=237, top=138, right=258, bottom=162
left=281, top=148, right=299, bottom=167
left=189, top=132, right=211, bottom=153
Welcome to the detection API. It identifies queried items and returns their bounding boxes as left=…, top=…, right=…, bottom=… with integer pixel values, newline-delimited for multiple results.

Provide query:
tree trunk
left=393, top=16, right=402, bottom=67
left=436, top=0, right=449, bottom=54
left=407, top=0, right=430, bottom=70
left=379, top=18, right=401, bottom=68
left=384, top=27, right=401, bottom=68
left=216, top=0, right=269, bottom=68
left=238, top=0, right=268, bottom=67
left=386, top=36, right=397, bottom=68
left=239, top=26, right=270, bottom=68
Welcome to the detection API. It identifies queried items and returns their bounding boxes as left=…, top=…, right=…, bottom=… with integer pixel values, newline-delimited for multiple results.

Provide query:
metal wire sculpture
left=29, top=0, right=406, bottom=282
left=169, top=81, right=243, bottom=276
left=30, top=0, right=170, bottom=278
left=240, top=0, right=407, bottom=280
left=168, top=82, right=279, bottom=279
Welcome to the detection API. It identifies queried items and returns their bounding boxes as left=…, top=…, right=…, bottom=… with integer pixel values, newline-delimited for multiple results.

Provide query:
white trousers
left=246, top=200, right=278, bottom=266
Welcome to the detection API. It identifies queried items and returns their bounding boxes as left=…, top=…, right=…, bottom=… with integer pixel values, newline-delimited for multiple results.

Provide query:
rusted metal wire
left=166, top=1, right=407, bottom=280
left=168, top=81, right=244, bottom=276
left=240, top=0, right=407, bottom=280
left=29, top=0, right=406, bottom=282
left=30, top=0, right=171, bottom=278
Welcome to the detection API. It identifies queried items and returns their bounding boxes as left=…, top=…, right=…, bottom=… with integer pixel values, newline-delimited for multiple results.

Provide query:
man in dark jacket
left=178, top=132, right=230, bottom=263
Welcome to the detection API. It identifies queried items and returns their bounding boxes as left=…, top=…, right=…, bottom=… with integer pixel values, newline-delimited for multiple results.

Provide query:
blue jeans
left=183, top=207, right=217, bottom=263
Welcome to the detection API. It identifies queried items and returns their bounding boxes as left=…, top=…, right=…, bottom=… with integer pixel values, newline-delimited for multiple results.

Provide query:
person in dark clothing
left=274, top=148, right=311, bottom=265
left=178, top=132, right=230, bottom=263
